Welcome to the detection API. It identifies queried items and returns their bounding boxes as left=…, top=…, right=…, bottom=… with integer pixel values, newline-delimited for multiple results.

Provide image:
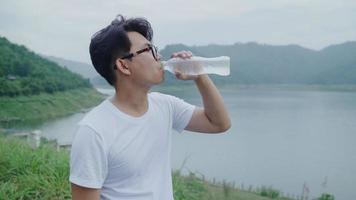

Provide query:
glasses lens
left=152, top=46, right=158, bottom=60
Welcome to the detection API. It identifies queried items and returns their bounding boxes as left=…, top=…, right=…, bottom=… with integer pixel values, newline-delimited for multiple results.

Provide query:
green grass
left=172, top=170, right=292, bottom=200
left=0, top=135, right=71, bottom=199
left=0, top=88, right=104, bottom=128
left=0, top=136, right=295, bottom=200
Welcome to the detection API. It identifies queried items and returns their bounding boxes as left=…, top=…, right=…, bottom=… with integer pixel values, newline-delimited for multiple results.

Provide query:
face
left=121, top=31, right=164, bottom=87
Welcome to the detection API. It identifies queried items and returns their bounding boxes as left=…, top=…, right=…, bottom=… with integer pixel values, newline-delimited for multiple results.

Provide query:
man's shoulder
left=78, top=98, right=113, bottom=130
left=76, top=98, right=122, bottom=145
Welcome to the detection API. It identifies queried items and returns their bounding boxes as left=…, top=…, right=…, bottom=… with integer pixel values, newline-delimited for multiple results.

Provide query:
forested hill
left=43, top=41, right=356, bottom=88
left=0, top=37, right=91, bottom=97
left=160, top=42, right=356, bottom=85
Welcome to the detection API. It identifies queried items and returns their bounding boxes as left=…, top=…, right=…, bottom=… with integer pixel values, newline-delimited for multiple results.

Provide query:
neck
left=110, top=80, right=150, bottom=117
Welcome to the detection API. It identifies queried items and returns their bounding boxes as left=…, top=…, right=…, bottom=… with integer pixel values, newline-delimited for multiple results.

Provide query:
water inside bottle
left=162, top=56, right=230, bottom=76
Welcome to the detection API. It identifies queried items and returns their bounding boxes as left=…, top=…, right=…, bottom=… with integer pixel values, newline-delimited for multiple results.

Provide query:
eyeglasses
left=120, top=44, right=159, bottom=61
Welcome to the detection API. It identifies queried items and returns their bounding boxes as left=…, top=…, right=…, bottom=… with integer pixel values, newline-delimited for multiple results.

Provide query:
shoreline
left=0, top=88, right=105, bottom=129
left=96, top=84, right=356, bottom=93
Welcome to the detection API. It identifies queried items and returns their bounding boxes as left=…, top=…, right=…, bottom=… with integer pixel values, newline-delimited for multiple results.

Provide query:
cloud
left=0, top=0, right=355, bottom=63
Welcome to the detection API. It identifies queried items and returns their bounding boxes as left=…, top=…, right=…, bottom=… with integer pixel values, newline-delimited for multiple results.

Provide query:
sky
left=0, top=0, right=355, bottom=64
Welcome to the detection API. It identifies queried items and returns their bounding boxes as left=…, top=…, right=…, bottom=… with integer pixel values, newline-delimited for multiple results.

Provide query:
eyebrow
left=141, top=42, right=151, bottom=48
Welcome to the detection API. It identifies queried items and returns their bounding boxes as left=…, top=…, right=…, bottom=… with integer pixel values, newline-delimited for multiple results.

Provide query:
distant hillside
left=0, top=37, right=91, bottom=96
left=160, top=41, right=356, bottom=85
left=43, top=55, right=109, bottom=88
left=42, top=55, right=97, bottom=79
left=45, top=41, right=356, bottom=88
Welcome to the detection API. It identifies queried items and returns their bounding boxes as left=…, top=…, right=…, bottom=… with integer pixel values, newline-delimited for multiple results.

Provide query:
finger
left=172, top=52, right=182, bottom=59
left=181, top=53, right=189, bottom=59
left=185, top=52, right=190, bottom=58
left=182, top=51, right=190, bottom=59
left=184, top=51, right=192, bottom=58
left=175, top=71, right=182, bottom=79
left=174, top=69, right=182, bottom=75
left=170, top=53, right=177, bottom=58
left=187, top=51, right=193, bottom=57
left=172, top=51, right=192, bottom=59
left=175, top=70, right=188, bottom=79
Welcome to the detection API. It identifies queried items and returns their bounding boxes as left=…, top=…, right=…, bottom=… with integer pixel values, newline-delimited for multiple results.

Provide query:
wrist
left=194, top=74, right=209, bottom=83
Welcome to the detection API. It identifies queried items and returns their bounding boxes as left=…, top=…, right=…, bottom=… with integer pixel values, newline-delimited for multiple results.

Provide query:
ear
left=115, top=59, right=131, bottom=75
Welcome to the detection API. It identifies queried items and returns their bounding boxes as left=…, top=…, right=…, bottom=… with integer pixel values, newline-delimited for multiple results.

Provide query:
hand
left=170, top=50, right=200, bottom=80
left=170, top=50, right=193, bottom=59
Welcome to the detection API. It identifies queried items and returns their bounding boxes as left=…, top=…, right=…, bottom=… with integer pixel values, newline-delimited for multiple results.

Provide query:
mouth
left=158, top=63, right=164, bottom=71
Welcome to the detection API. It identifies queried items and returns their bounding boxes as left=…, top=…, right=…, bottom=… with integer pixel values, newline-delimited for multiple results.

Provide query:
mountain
left=160, top=41, right=356, bottom=85
left=45, top=41, right=356, bottom=88
left=42, top=55, right=97, bottom=79
left=312, top=42, right=356, bottom=84
left=43, top=55, right=109, bottom=88
left=0, top=36, right=91, bottom=96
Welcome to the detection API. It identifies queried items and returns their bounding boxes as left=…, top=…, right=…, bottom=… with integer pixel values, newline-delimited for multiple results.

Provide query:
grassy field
left=0, top=135, right=71, bottom=199
left=0, top=88, right=104, bottom=128
left=172, top=170, right=292, bottom=200
left=0, top=135, right=294, bottom=200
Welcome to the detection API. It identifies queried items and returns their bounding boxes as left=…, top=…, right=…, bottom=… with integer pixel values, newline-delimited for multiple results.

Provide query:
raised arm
left=172, top=51, right=231, bottom=134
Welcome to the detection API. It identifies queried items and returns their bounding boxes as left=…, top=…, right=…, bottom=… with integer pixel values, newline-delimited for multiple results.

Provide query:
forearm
left=194, top=75, right=231, bottom=129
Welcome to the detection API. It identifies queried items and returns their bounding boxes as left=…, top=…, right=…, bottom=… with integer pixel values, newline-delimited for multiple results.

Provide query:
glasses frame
left=120, top=44, right=158, bottom=61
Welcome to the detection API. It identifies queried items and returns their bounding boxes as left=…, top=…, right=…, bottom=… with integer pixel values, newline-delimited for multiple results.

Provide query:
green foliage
left=0, top=88, right=104, bottom=128
left=259, top=186, right=280, bottom=199
left=318, top=193, right=335, bottom=200
left=0, top=136, right=71, bottom=199
left=222, top=180, right=231, bottom=198
left=0, top=36, right=91, bottom=97
left=172, top=171, right=208, bottom=200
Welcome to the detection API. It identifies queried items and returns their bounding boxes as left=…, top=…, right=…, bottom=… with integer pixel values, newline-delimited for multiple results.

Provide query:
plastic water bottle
left=162, top=56, right=230, bottom=76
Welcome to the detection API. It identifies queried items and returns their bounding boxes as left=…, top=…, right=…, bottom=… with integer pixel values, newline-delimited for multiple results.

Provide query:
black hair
left=89, top=15, right=153, bottom=86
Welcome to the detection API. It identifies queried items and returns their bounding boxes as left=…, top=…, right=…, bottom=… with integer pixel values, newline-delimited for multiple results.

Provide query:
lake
left=35, top=85, right=356, bottom=200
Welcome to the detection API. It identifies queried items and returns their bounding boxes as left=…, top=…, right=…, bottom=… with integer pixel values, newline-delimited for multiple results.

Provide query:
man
left=70, top=15, right=231, bottom=200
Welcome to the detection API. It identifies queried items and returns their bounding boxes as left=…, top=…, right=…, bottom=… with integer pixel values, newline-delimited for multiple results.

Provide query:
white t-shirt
left=70, top=92, right=195, bottom=200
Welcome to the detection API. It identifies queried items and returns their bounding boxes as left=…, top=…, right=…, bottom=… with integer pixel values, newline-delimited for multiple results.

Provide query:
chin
left=154, top=75, right=164, bottom=85
left=156, top=76, right=164, bottom=84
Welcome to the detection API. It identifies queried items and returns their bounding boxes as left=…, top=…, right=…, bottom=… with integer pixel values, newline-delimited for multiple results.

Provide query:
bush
left=318, top=193, right=335, bottom=200
left=172, top=171, right=207, bottom=200
left=260, top=186, right=280, bottom=199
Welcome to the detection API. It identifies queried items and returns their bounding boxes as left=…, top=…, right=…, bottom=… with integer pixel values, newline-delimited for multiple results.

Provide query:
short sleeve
left=168, top=95, right=196, bottom=133
left=69, top=125, right=108, bottom=189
